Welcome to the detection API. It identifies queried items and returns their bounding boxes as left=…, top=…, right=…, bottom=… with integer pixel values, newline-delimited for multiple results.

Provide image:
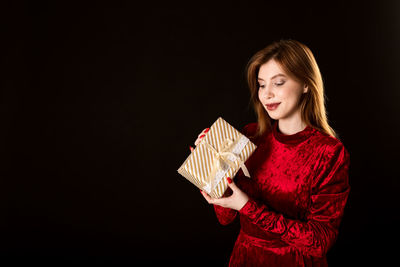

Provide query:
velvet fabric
left=213, top=121, right=350, bottom=266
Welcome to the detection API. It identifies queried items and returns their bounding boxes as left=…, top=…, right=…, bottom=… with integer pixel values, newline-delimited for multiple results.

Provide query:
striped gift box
left=177, top=117, right=257, bottom=198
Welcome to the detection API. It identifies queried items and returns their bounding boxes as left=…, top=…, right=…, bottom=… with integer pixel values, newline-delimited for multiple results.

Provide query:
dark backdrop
left=3, top=1, right=399, bottom=266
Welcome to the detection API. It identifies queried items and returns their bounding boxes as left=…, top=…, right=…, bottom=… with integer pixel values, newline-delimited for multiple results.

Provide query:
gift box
left=177, top=117, right=257, bottom=198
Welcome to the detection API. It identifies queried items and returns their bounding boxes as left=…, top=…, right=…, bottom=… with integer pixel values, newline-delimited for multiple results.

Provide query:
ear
left=303, top=84, right=309, bottom=93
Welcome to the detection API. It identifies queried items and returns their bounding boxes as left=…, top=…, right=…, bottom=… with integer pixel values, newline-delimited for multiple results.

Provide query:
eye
left=275, top=81, right=285, bottom=86
left=259, top=84, right=265, bottom=89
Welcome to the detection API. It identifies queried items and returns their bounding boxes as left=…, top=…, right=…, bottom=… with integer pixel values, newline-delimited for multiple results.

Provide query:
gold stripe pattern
left=178, top=117, right=257, bottom=198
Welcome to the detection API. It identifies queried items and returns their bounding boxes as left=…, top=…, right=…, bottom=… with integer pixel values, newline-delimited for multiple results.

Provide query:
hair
left=245, top=39, right=339, bottom=140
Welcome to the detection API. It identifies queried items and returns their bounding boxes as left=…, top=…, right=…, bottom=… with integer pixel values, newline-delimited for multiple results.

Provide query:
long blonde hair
left=245, top=39, right=338, bottom=139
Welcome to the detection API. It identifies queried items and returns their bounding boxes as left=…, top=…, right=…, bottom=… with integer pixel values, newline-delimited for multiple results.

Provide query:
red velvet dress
left=213, top=121, right=350, bottom=267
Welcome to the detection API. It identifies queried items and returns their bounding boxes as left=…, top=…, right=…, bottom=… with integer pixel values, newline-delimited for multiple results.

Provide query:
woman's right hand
left=189, top=128, right=209, bottom=152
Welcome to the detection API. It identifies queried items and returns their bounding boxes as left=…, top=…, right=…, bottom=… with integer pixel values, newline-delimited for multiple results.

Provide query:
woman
left=190, top=39, right=350, bottom=266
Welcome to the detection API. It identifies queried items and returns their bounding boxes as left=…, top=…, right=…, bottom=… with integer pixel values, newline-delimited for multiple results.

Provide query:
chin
left=269, top=115, right=280, bottom=120
left=266, top=111, right=280, bottom=120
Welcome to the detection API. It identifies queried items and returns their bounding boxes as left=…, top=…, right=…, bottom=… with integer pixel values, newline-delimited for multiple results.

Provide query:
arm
left=238, top=143, right=350, bottom=258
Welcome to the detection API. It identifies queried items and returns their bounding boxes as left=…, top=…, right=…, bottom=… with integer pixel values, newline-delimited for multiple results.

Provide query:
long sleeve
left=213, top=191, right=238, bottom=225
left=238, top=142, right=350, bottom=258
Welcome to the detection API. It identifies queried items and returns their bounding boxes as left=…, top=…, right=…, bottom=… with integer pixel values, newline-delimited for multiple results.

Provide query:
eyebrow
left=257, top=73, right=287, bottom=81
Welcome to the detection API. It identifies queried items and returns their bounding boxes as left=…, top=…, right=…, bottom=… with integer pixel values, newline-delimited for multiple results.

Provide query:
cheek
left=278, top=87, right=290, bottom=98
left=280, top=88, right=300, bottom=103
left=258, top=90, right=263, bottom=101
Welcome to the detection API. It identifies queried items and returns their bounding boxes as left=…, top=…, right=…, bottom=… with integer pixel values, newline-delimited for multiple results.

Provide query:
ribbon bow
left=202, top=137, right=251, bottom=194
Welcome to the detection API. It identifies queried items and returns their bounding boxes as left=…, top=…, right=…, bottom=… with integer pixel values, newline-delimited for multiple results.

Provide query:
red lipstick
left=266, top=103, right=280, bottom=111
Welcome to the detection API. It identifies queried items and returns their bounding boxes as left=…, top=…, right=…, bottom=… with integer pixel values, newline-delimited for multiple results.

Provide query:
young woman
left=190, top=39, right=350, bottom=266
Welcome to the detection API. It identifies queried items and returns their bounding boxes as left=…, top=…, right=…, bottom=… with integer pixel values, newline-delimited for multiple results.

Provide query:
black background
left=3, top=0, right=400, bottom=266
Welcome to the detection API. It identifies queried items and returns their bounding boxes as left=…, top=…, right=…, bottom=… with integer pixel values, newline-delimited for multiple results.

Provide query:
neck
left=277, top=119, right=307, bottom=135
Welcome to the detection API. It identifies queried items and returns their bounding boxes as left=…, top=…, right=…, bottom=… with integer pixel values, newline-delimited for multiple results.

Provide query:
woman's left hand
left=200, top=177, right=249, bottom=211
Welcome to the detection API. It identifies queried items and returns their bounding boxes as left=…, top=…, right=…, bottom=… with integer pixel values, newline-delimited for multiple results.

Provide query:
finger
left=194, top=138, right=201, bottom=146
left=199, top=128, right=210, bottom=136
left=197, top=133, right=206, bottom=139
left=201, top=190, right=224, bottom=206
left=198, top=128, right=210, bottom=138
left=195, top=128, right=209, bottom=146
left=195, top=135, right=206, bottom=146
left=200, top=190, right=213, bottom=203
left=226, top=177, right=239, bottom=192
left=189, top=146, right=194, bottom=152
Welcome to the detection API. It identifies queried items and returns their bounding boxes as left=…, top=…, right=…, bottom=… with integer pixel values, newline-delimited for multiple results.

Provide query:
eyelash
left=258, top=81, right=285, bottom=88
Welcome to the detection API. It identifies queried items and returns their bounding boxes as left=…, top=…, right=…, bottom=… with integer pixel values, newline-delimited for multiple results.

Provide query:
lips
left=266, top=102, right=280, bottom=110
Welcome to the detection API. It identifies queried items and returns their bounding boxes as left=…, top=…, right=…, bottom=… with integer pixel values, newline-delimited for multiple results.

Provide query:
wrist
left=237, top=196, right=249, bottom=211
left=238, top=197, right=254, bottom=214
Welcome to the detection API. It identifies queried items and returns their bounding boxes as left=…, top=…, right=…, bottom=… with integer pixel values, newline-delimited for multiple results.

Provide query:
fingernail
left=227, top=177, right=232, bottom=184
left=204, top=128, right=210, bottom=133
left=200, top=134, right=205, bottom=138
left=189, top=146, right=194, bottom=151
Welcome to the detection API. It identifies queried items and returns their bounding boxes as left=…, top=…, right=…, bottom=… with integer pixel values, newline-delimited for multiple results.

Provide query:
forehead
left=258, top=59, right=287, bottom=79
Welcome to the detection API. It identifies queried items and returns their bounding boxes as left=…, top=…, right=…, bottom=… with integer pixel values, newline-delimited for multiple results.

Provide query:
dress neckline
left=272, top=121, right=314, bottom=145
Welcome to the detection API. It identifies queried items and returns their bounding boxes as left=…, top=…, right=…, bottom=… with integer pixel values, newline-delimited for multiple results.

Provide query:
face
left=257, top=59, right=308, bottom=123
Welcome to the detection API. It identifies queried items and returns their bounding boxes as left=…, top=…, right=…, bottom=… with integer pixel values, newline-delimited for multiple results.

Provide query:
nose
left=259, top=84, right=274, bottom=100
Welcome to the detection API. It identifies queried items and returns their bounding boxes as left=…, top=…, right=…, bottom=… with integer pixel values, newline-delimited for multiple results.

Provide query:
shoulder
left=241, top=122, right=258, bottom=136
left=310, top=129, right=351, bottom=193
left=311, top=129, right=350, bottom=164
left=239, top=122, right=261, bottom=145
